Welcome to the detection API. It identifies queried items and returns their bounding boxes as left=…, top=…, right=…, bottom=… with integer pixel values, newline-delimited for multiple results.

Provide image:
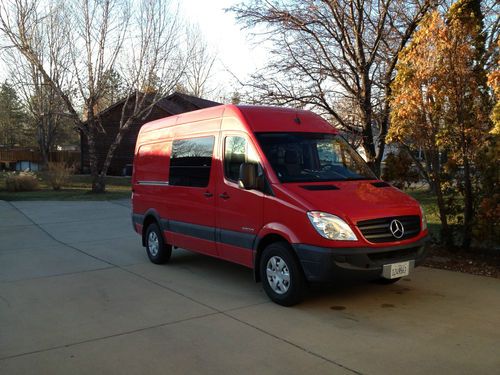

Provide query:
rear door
left=215, top=132, right=264, bottom=267
left=166, top=134, right=218, bottom=257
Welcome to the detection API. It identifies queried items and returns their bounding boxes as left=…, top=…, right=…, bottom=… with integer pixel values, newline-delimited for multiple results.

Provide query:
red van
left=132, top=105, right=428, bottom=305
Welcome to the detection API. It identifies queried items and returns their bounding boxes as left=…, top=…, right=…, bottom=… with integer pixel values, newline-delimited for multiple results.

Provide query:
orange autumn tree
left=488, top=41, right=500, bottom=135
left=388, top=1, right=491, bottom=248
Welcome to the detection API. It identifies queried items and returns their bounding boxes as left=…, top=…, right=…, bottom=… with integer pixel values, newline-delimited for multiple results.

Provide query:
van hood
left=283, top=180, right=420, bottom=224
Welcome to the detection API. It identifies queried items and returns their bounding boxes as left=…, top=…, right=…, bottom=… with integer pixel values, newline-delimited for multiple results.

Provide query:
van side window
left=170, top=136, right=215, bottom=187
left=224, top=136, right=247, bottom=181
left=136, top=142, right=170, bottom=183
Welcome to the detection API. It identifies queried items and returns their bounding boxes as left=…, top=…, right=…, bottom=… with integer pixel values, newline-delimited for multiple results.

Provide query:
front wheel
left=145, top=222, right=172, bottom=264
left=260, top=242, right=306, bottom=306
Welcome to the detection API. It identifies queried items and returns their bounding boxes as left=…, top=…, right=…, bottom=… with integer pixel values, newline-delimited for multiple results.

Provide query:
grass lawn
left=0, top=173, right=131, bottom=201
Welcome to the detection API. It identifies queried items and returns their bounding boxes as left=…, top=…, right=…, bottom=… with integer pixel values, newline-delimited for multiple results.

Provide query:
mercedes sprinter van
left=132, top=105, right=428, bottom=305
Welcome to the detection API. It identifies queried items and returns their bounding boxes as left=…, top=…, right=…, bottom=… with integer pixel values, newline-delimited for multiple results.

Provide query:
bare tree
left=0, top=0, right=186, bottom=192
left=184, top=25, right=217, bottom=98
left=98, top=0, right=186, bottom=189
left=2, top=0, right=73, bottom=165
left=231, top=0, right=435, bottom=175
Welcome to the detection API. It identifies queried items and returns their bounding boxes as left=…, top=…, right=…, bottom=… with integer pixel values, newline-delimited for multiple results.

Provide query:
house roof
left=91, top=91, right=221, bottom=122
left=155, top=92, right=221, bottom=115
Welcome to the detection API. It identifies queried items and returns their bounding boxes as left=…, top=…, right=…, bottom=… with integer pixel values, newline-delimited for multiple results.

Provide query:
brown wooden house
left=80, top=92, right=220, bottom=175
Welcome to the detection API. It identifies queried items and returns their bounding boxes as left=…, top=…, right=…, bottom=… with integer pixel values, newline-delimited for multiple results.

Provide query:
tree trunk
left=435, top=184, right=453, bottom=247
left=360, top=101, right=378, bottom=175
left=374, top=82, right=394, bottom=178
left=430, top=152, right=453, bottom=247
left=362, top=126, right=377, bottom=174
left=37, top=118, right=49, bottom=167
left=100, top=129, right=125, bottom=179
left=359, top=63, right=380, bottom=175
left=423, top=149, right=436, bottom=192
left=373, top=137, right=386, bottom=178
left=97, top=117, right=135, bottom=192
left=401, top=143, right=430, bottom=185
left=39, top=143, right=49, bottom=167
left=462, top=154, right=473, bottom=249
left=95, top=173, right=106, bottom=194
left=86, top=128, right=105, bottom=193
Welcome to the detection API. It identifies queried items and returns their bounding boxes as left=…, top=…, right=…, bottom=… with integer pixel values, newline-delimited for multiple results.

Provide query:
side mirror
left=238, top=162, right=257, bottom=190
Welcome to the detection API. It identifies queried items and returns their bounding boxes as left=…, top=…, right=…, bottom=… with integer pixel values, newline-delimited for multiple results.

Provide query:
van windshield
left=255, top=132, right=376, bottom=183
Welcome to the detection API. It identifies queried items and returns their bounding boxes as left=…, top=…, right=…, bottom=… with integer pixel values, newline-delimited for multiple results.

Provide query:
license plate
left=382, top=261, right=412, bottom=279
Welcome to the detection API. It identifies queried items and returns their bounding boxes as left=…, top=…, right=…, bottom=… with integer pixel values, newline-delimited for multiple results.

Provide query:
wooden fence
left=0, top=149, right=80, bottom=165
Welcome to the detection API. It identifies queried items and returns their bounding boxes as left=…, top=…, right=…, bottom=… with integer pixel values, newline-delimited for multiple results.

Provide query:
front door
left=216, top=133, right=264, bottom=267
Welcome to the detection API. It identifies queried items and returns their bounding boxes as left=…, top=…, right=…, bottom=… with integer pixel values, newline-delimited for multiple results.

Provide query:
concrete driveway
left=0, top=199, right=499, bottom=374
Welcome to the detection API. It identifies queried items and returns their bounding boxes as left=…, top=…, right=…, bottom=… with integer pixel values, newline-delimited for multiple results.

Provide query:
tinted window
left=255, top=133, right=376, bottom=182
left=169, top=136, right=215, bottom=187
left=224, top=136, right=247, bottom=181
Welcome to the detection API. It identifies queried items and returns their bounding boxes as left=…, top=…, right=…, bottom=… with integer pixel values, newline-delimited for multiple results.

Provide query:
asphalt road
left=0, top=199, right=499, bottom=374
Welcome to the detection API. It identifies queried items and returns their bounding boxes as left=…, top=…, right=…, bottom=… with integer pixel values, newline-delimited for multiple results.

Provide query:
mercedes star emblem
left=390, top=219, right=405, bottom=239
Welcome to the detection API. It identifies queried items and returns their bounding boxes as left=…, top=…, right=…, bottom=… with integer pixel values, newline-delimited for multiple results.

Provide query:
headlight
left=419, top=205, right=427, bottom=230
left=307, top=211, right=357, bottom=241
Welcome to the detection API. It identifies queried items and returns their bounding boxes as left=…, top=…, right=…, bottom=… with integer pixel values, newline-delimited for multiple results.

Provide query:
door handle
left=219, top=192, right=230, bottom=200
left=204, top=191, right=213, bottom=198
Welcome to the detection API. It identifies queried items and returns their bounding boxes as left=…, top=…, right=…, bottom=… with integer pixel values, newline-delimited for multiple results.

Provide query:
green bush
left=4, top=171, right=39, bottom=192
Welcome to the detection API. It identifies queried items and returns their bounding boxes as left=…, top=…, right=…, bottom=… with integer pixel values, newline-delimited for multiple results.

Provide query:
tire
left=373, top=277, right=401, bottom=285
left=260, top=242, right=306, bottom=306
left=145, top=222, right=172, bottom=264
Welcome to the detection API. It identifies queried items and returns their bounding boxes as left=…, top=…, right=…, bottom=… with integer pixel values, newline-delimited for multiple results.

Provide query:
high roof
left=140, top=104, right=337, bottom=134
left=236, top=105, right=335, bottom=133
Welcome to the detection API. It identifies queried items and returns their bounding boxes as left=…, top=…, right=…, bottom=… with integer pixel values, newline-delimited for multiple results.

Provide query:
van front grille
left=356, top=216, right=420, bottom=243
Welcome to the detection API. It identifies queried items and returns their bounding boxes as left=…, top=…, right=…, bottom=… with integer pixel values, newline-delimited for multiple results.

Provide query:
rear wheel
left=145, top=222, right=172, bottom=264
left=260, top=242, right=306, bottom=306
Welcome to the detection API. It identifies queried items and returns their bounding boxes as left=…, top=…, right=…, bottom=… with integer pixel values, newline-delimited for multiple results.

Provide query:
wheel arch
left=253, top=226, right=301, bottom=282
left=141, top=209, right=163, bottom=247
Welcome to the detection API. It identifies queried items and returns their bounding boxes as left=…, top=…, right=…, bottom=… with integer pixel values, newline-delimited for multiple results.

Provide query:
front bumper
left=292, top=236, right=429, bottom=282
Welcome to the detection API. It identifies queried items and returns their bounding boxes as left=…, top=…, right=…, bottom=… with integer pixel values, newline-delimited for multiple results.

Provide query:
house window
left=169, top=136, right=215, bottom=187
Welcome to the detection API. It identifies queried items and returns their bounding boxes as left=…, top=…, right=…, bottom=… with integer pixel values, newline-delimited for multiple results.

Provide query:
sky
left=0, top=0, right=266, bottom=101
left=179, top=0, right=266, bottom=99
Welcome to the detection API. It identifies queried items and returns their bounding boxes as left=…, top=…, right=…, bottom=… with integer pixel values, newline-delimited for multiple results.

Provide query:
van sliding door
left=165, top=134, right=218, bottom=257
